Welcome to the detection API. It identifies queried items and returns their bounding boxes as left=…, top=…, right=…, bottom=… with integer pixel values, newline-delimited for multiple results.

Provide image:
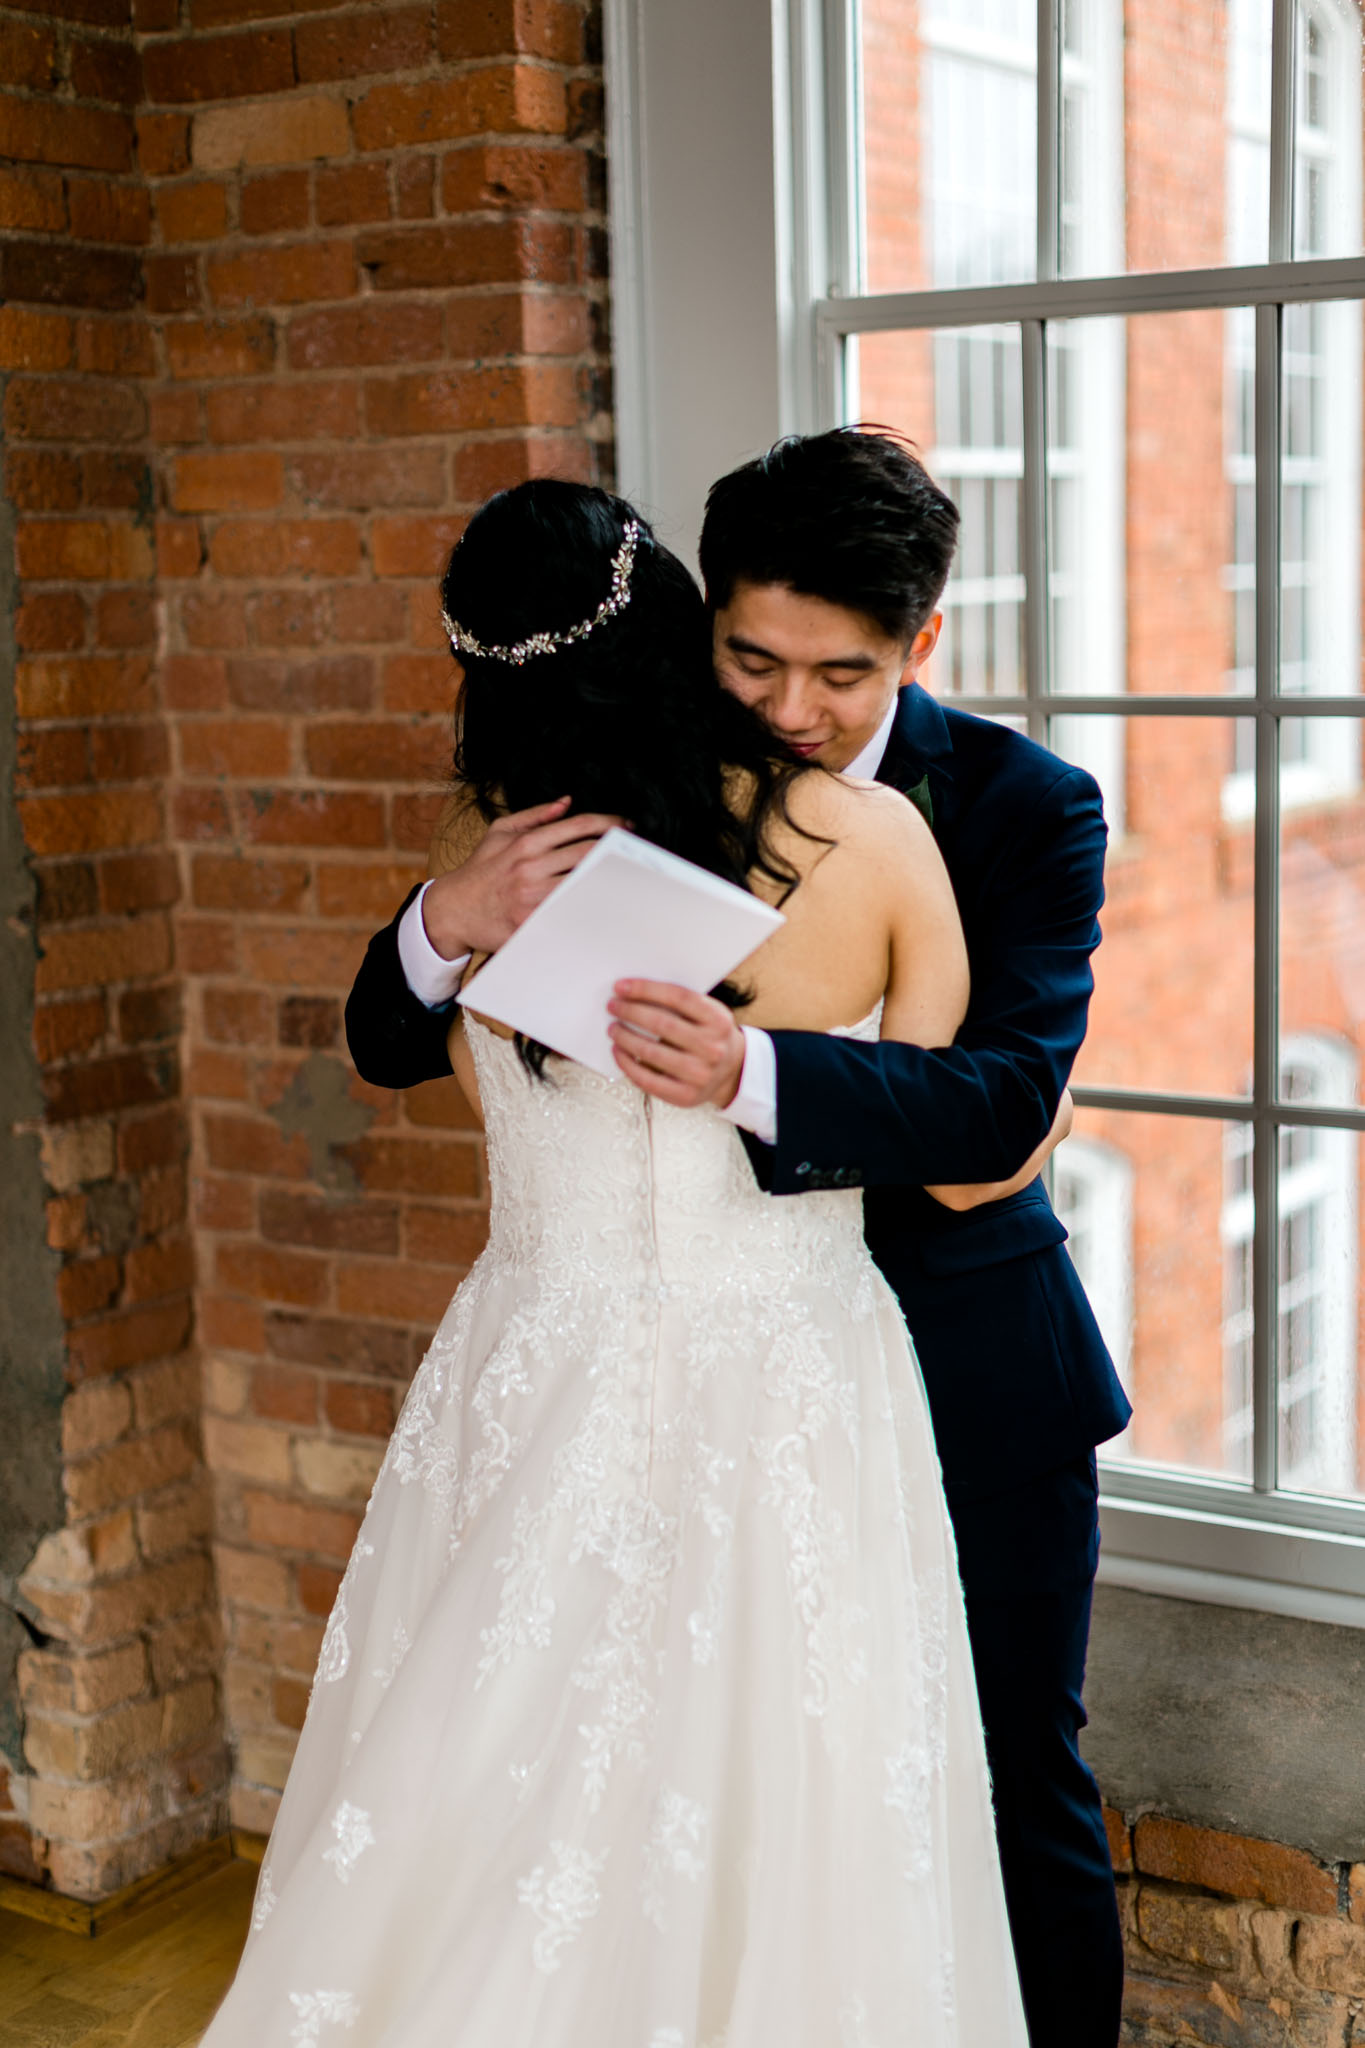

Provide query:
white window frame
left=604, top=0, right=1365, bottom=1624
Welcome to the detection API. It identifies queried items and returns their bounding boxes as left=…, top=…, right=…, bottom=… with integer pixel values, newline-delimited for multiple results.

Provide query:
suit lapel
left=876, top=684, right=956, bottom=838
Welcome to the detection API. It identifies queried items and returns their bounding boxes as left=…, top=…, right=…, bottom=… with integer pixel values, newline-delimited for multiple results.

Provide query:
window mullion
left=1268, top=0, right=1297, bottom=263
left=1252, top=297, right=1284, bottom=1496
left=1036, top=0, right=1061, bottom=282
left=1021, top=317, right=1050, bottom=741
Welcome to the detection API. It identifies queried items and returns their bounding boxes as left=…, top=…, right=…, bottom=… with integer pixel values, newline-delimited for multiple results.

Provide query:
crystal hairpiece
left=441, top=518, right=642, bottom=666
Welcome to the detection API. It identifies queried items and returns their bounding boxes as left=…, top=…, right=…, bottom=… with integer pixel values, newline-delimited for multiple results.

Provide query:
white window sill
left=1099, top=1492, right=1365, bottom=1630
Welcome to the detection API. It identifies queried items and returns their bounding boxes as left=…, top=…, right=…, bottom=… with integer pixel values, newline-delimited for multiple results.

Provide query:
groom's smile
left=710, top=580, right=940, bottom=773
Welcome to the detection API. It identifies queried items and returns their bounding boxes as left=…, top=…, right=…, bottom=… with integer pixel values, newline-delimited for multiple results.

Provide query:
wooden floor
left=0, top=1860, right=253, bottom=2048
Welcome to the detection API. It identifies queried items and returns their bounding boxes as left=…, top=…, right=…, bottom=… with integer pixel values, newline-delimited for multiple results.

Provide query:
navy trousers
left=949, top=1453, right=1124, bottom=2048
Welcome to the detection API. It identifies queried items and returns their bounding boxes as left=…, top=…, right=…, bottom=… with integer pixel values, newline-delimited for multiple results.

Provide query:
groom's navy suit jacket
left=754, top=682, right=1131, bottom=1506
left=344, top=682, right=1131, bottom=1512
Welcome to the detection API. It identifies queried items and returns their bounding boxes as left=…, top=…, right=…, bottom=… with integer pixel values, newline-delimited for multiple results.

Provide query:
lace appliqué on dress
left=321, top=1801, right=375, bottom=1885
left=250, top=1864, right=277, bottom=1933
left=288, top=1990, right=359, bottom=2042
left=315, top=1541, right=374, bottom=1689
left=641, top=1786, right=708, bottom=1931
left=518, top=1839, right=610, bottom=1974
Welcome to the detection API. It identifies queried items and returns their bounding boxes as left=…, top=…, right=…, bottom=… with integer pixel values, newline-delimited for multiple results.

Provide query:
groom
left=344, top=430, right=1130, bottom=2046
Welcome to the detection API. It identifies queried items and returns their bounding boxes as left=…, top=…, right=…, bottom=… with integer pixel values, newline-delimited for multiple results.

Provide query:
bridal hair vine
left=441, top=518, right=642, bottom=666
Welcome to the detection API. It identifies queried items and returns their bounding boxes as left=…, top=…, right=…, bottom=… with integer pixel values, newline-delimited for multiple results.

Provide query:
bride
left=202, top=482, right=1029, bottom=2047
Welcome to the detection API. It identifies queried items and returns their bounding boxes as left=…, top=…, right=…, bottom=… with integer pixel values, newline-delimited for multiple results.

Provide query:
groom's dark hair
left=699, top=427, right=959, bottom=645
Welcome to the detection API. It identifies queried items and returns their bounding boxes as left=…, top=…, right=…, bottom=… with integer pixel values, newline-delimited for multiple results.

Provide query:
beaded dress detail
left=203, top=1015, right=1026, bottom=2048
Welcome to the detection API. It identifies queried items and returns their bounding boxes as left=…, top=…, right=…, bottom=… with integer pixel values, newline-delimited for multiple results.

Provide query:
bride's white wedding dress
left=203, top=1015, right=1027, bottom=2048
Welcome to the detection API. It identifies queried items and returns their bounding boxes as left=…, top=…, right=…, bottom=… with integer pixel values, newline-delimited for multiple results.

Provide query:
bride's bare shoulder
left=779, top=768, right=936, bottom=876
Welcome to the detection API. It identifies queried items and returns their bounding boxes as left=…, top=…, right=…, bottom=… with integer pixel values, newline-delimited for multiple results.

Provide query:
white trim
left=602, top=0, right=652, bottom=511
left=1099, top=1494, right=1365, bottom=1627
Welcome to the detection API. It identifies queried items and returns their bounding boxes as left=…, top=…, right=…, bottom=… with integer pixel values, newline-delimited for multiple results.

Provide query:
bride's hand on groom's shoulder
left=422, top=796, right=624, bottom=961
left=608, top=982, right=747, bottom=1111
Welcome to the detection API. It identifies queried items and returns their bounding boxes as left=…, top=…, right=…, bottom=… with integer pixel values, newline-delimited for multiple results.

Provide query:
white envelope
left=456, top=827, right=785, bottom=1079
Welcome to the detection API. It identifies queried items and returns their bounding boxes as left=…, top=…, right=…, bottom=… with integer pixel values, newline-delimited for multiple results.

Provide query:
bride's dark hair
left=442, top=480, right=824, bottom=1068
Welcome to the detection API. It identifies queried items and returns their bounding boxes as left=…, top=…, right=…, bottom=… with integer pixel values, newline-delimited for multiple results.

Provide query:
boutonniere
left=904, top=774, right=934, bottom=829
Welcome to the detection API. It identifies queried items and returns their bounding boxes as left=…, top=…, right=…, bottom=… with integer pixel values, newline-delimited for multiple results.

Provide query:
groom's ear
left=899, top=610, right=943, bottom=685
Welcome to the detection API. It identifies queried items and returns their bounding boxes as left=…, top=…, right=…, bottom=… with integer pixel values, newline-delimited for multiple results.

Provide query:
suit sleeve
left=344, top=886, right=458, bottom=1089
left=758, top=766, right=1107, bottom=1195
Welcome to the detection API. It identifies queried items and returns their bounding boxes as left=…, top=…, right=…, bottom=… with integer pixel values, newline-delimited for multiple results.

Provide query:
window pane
left=1281, top=301, right=1363, bottom=708
left=1292, top=1, right=1364, bottom=260
left=853, top=326, right=1026, bottom=699
left=1273, top=1124, right=1362, bottom=1500
left=1279, top=720, right=1365, bottom=1110
left=1044, top=310, right=1248, bottom=698
left=1048, top=717, right=1255, bottom=1099
left=860, top=0, right=1037, bottom=292
left=1064, top=1105, right=1253, bottom=1479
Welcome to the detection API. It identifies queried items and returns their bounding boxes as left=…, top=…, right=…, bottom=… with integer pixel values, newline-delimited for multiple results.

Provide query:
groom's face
left=711, top=581, right=939, bottom=774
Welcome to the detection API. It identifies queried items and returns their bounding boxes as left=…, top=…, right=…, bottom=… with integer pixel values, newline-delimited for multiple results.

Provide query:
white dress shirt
left=395, top=692, right=903, bottom=1145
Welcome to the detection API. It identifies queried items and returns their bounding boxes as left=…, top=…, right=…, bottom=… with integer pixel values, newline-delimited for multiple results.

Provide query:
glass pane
left=1280, top=719, right=1365, bottom=1110
left=1062, top=1105, right=1253, bottom=1479
left=860, top=0, right=1037, bottom=292
left=1281, top=302, right=1363, bottom=705
left=1274, top=1125, right=1362, bottom=1500
left=1048, top=717, right=1255, bottom=1099
left=1044, top=310, right=1247, bottom=698
left=853, top=326, right=1026, bottom=700
left=1292, top=1, right=1364, bottom=260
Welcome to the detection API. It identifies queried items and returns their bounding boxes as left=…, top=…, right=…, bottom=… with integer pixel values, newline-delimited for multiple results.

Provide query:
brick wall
left=1, top=0, right=608, bottom=1894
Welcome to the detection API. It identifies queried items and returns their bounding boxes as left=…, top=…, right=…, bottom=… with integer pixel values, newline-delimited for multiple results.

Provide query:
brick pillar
left=1, top=2, right=226, bottom=1900
left=135, top=0, right=608, bottom=1840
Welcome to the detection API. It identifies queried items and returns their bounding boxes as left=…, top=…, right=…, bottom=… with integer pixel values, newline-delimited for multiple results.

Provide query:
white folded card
left=457, top=827, right=784, bottom=1080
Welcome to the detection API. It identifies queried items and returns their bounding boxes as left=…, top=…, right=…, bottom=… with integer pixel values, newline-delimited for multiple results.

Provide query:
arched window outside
left=1222, top=1036, right=1361, bottom=1491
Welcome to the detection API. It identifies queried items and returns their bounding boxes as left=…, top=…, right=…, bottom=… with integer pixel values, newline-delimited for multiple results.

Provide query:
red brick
left=137, top=111, right=191, bottom=177
left=6, top=449, right=81, bottom=513
left=35, top=920, right=171, bottom=1000
left=259, top=1190, right=399, bottom=1257
left=191, top=1053, right=251, bottom=1107
left=403, top=1203, right=488, bottom=1264
left=305, top=720, right=442, bottom=784
left=228, top=787, right=385, bottom=850
left=392, top=790, right=445, bottom=853
left=156, top=180, right=230, bottom=243
left=210, top=518, right=361, bottom=579
left=173, top=786, right=227, bottom=840
left=89, top=720, right=170, bottom=781
left=34, top=995, right=106, bottom=1065
left=7, top=376, right=145, bottom=443
left=180, top=718, right=293, bottom=779
left=239, top=169, right=309, bottom=236
left=436, top=0, right=582, bottom=63
left=360, top=218, right=574, bottom=295
left=191, top=93, right=348, bottom=170
left=0, top=165, right=65, bottom=233
left=181, top=591, right=249, bottom=651
left=143, top=30, right=293, bottom=104
left=175, top=912, right=237, bottom=968
left=247, top=589, right=328, bottom=648
left=195, top=1172, right=255, bottom=1231
left=455, top=433, right=594, bottom=500
left=95, top=590, right=157, bottom=650
left=0, top=236, right=140, bottom=312
left=403, top=1078, right=483, bottom=1134
left=297, top=6, right=430, bottom=82
left=296, top=1560, right=341, bottom=1615
left=1131, top=1816, right=1338, bottom=1916
left=205, top=377, right=359, bottom=443
left=1103, top=1806, right=1133, bottom=1874
left=227, top=652, right=372, bottom=713
left=352, top=67, right=567, bottom=155
left=70, top=36, right=142, bottom=105
left=239, top=924, right=368, bottom=986
left=192, top=853, right=309, bottom=915
left=0, top=306, right=73, bottom=372
left=207, top=240, right=355, bottom=309
left=277, top=995, right=339, bottom=1048
left=173, top=449, right=285, bottom=512
left=191, top=0, right=335, bottom=25
left=265, top=1309, right=409, bottom=1378
left=58, top=1254, right=121, bottom=1323
left=394, top=155, right=433, bottom=218
left=0, top=95, right=132, bottom=174
left=218, top=1240, right=328, bottom=1308
left=150, top=387, right=200, bottom=444
left=272, top=1674, right=309, bottom=1729
left=290, top=445, right=445, bottom=510
left=202, top=985, right=273, bottom=1045
left=16, top=728, right=91, bottom=792
left=368, top=360, right=580, bottom=439
left=125, top=1237, right=195, bottom=1306
left=144, top=250, right=201, bottom=313
left=341, top=1135, right=479, bottom=1200
left=200, top=1292, right=267, bottom=1354
left=370, top=514, right=466, bottom=579
left=75, top=313, right=155, bottom=380
left=157, top=519, right=205, bottom=579
left=442, top=142, right=587, bottom=214
left=134, top=0, right=179, bottom=26
left=20, top=789, right=162, bottom=858
left=314, top=162, right=389, bottom=227
left=100, top=850, right=181, bottom=915
left=315, top=858, right=424, bottom=921
left=243, top=1490, right=358, bottom=1561
left=67, top=1300, right=193, bottom=1383
left=17, top=592, right=87, bottom=653
left=165, top=315, right=275, bottom=380
left=118, top=980, right=183, bottom=1044
left=287, top=299, right=443, bottom=372
left=0, top=22, right=58, bottom=94
left=16, top=517, right=151, bottom=580
left=332, top=584, right=407, bottom=645
left=17, top=653, right=155, bottom=721
left=251, top=1364, right=317, bottom=1426
left=163, top=655, right=228, bottom=713
left=66, top=180, right=151, bottom=246
left=335, top=1257, right=461, bottom=1324
left=323, top=1380, right=396, bottom=1437
left=81, top=449, right=152, bottom=511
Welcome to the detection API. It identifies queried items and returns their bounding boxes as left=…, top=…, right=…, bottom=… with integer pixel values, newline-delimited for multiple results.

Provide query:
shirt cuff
left=719, top=1026, right=778, bottom=1146
left=397, top=881, right=471, bottom=1009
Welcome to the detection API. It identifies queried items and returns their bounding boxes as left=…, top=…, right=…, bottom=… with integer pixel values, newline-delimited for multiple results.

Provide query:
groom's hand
left=608, top=981, right=746, bottom=1109
left=422, top=797, right=623, bottom=959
